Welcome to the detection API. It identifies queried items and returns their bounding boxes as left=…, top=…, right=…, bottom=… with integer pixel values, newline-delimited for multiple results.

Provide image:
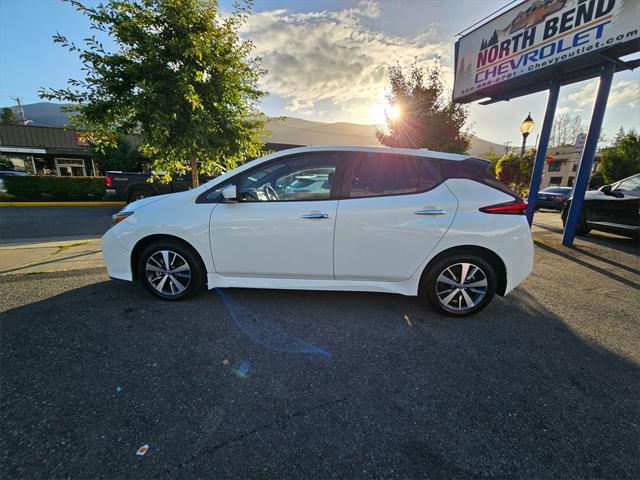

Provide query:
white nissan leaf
left=102, top=146, right=534, bottom=316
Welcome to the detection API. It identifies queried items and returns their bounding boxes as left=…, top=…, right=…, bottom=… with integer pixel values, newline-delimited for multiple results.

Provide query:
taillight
left=479, top=199, right=527, bottom=215
left=106, top=175, right=113, bottom=188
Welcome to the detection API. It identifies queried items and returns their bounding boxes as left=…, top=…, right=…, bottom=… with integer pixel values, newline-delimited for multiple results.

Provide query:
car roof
left=263, top=145, right=472, bottom=162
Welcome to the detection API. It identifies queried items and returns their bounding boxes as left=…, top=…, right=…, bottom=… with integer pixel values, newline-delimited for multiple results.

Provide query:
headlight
left=112, top=211, right=133, bottom=226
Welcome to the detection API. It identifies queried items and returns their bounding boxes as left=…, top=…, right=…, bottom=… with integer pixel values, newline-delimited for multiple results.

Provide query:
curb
left=0, top=201, right=125, bottom=207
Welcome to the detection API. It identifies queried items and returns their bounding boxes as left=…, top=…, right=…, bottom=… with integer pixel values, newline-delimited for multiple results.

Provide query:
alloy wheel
left=435, top=262, right=488, bottom=312
left=145, top=250, right=191, bottom=297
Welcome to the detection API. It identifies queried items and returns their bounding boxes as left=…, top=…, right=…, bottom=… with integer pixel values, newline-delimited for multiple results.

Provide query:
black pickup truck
left=105, top=171, right=214, bottom=203
left=105, top=143, right=303, bottom=202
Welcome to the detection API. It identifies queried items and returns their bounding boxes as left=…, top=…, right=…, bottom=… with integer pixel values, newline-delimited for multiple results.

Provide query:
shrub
left=0, top=175, right=105, bottom=201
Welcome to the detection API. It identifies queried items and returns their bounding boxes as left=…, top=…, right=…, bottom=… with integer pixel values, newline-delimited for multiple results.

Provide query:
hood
left=123, top=194, right=167, bottom=212
left=583, top=189, right=607, bottom=200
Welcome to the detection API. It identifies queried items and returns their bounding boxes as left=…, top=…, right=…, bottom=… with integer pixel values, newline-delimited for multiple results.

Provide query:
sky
left=0, top=0, right=638, bottom=147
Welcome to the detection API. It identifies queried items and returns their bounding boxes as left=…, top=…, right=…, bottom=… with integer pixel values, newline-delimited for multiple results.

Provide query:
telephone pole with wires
left=10, top=96, right=27, bottom=124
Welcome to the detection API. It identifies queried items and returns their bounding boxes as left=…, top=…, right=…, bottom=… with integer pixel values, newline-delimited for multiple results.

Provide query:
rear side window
left=348, top=153, right=439, bottom=198
left=441, top=158, right=519, bottom=198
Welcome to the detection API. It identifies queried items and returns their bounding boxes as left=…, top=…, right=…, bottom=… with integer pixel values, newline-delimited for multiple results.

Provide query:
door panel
left=334, top=183, right=458, bottom=281
left=587, top=196, right=638, bottom=227
left=210, top=201, right=337, bottom=278
left=209, top=151, right=346, bottom=279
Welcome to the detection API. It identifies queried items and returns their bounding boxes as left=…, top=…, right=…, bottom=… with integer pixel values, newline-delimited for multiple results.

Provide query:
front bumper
left=101, top=230, right=133, bottom=281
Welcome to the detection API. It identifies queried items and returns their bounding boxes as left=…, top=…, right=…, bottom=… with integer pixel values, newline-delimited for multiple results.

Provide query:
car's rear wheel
left=422, top=252, right=497, bottom=316
left=138, top=239, right=204, bottom=300
left=127, top=188, right=154, bottom=204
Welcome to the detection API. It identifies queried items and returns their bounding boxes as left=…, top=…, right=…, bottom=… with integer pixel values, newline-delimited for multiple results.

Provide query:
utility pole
left=10, top=97, right=27, bottom=125
left=503, top=141, right=512, bottom=154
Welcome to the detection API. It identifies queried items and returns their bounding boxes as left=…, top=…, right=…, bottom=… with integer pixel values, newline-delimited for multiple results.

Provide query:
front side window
left=348, top=153, right=438, bottom=198
left=615, top=174, right=640, bottom=192
left=237, top=153, right=338, bottom=202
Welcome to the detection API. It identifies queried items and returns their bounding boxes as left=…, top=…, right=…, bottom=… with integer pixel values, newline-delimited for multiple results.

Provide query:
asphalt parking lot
left=0, top=205, right=121, bottom=240
left=1, top=212, right=638, bottom=479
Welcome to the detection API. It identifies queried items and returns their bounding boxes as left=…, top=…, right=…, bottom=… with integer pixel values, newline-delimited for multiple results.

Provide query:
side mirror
left=600, top=184, right=612, bottom=194
left=221, top=184, right=237, bottom=201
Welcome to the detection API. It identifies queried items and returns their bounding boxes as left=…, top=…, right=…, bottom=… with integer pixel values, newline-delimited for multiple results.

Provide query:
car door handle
left=415, top=209, right=447, bottom=215
left=301, top=212, right=330, bottom=219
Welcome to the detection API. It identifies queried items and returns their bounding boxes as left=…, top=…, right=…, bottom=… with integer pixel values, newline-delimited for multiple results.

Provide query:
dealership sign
left=453, top=0, right=639, bottom=103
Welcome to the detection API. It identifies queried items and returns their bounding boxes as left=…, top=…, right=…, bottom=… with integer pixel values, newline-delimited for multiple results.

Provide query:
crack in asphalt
left=179, top=396, right=349, bottom=468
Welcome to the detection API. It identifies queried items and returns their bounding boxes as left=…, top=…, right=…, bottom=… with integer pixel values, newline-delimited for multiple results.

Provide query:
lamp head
left=520, top=113, right=535, bottom=136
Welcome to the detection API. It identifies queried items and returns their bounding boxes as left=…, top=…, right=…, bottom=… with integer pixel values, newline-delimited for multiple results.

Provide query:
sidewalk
left=0, top=236, right=104, bottom=275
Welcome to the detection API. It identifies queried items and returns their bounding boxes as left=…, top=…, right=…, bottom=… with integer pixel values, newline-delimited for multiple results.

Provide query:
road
left=0, top=205, right=121, bottom=240
left=0, top=214, right=639, bottom=479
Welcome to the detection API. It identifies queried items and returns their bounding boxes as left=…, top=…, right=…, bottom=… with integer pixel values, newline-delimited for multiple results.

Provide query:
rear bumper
left=536, top=199, right=564, bottom=210
left=101, top=230, right=133, bottom=281
left=104, top=189, right=120, bottom=200
left=503, top=220, right=534, bottom=294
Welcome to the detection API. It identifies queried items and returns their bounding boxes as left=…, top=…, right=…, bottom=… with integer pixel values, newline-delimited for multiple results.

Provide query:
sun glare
left=388, top=104, right=401, bottom=121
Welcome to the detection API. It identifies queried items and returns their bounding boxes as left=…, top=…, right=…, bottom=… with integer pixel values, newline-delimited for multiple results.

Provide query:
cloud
left=559, top=79, right=640, bottom=114
left=241, top=5, right=447, bottom=120
left=356, top=0, right=381, bottom=19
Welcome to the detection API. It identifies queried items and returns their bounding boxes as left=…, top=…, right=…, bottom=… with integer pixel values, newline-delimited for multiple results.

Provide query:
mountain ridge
left=7, top=102, right=503, bottom=157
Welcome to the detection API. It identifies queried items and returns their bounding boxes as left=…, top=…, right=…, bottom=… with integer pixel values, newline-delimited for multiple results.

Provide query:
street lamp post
left=520, top=113, right=535, bottom=157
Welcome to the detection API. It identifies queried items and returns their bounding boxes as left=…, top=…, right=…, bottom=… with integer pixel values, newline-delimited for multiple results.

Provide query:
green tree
left=598, top=128, right=640, bottom=184
left=1, top=108, right=17, bottom=124
left=376, top=63, right=471, bottom=153
left=495, top=149, right=535, bottom=196
left=92, top=136, right=140, bottom=174
left=40, top=0, right=266, bottom=187
left=482, top=148, right=501, bottom=176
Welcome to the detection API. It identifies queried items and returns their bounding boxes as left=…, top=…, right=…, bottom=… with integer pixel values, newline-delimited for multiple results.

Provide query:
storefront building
left=0, top=124, right=98, bottom=176
left=1, top=124, right=303, bottom=178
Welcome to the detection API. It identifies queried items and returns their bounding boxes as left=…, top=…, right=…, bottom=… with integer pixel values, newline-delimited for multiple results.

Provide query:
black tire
left=127, top=188, right=154, bottom=204
left=421, top=252, right=497, bottom=316
left=562, top=208, right=590, bottom=235
left=138, top=239, right=205, bottom=301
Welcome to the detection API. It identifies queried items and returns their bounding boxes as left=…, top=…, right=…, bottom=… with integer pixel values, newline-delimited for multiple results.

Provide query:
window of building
left=572, top=163, right=577, bottom=172
left=568, top=177, right=575, bottom=187
left=548, top=161, right=561, bottom=172
left=549, top=177, right=563, bottom=185
left=55, top=158, right=86, bottom=177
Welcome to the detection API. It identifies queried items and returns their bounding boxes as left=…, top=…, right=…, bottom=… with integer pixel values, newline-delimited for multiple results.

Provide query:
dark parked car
left=562, top=173, right=640, bottom=238
left=105, top=171, right=214, bottom=203
left=536, top=186, right=572, bottom=210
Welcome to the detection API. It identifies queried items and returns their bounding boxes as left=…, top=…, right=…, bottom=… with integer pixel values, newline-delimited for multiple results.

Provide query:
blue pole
left=562, top=62, right=616, bottom=247
left=525, top=81, right=560, bottom=226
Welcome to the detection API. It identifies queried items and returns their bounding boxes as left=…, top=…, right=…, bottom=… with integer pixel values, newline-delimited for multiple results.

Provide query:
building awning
left=0, top=146, right=47, bottom=155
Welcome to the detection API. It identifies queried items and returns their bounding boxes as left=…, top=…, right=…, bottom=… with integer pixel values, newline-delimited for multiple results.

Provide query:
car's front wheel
left=422, top=252, right=497, bottom=316
left=561, top=207, right=590, bottom=235
left=138, top=239, right=205, bottom=300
